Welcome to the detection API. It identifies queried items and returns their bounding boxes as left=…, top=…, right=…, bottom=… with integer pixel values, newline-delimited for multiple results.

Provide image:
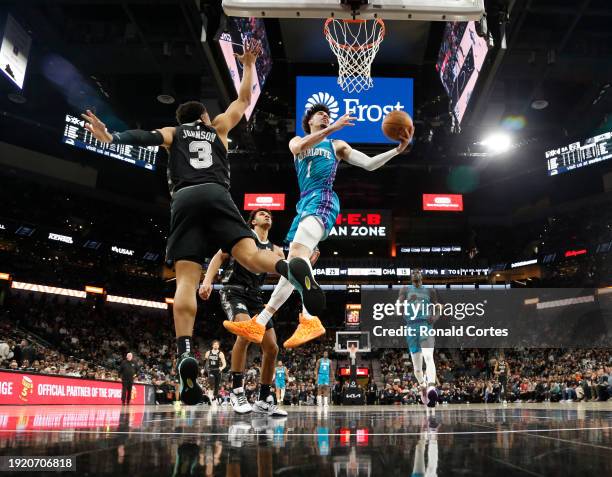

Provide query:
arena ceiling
left=0, top=0, right=610, bottom=216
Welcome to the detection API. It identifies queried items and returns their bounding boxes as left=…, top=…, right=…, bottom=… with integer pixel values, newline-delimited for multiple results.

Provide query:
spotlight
left=481, top=133, right=511, bottom=154
left=157, top=94, right=175, bottom=105
left=531, top=99, right=548, bottom=110
left=8, top=93, right=26, bottom=104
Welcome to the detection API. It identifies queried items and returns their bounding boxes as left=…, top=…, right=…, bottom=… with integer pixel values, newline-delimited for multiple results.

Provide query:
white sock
left=256, top=277, right=294, bottom=326
left=302, top=304, right=314, bottom=319
left=411, top=351, right=424, bottom=385
left=423, top=348, right=436, bottom=386
left=317, top=395, right=322, bottom=406
left=323, top=396, right=329, bottom=406
left=256, top=308, right=273, bottom=326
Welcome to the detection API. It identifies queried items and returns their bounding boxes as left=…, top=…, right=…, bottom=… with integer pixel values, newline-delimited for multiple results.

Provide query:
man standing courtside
left=119, top=352, right=136, bottom=405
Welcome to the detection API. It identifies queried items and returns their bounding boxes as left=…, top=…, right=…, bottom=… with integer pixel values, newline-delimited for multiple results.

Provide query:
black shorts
left=219, top=286, right=273, bottom=330
left=166, top=183, right=254, bottom=265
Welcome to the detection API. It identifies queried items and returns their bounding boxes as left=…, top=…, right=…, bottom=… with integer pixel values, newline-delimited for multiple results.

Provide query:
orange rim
left=323, top=17, right=385, bottom=52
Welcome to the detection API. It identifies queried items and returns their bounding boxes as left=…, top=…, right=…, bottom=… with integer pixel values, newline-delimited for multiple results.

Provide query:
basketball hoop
left=348, top=343, right=358, bottom=362
left=324, top=17, right=385, bottom=93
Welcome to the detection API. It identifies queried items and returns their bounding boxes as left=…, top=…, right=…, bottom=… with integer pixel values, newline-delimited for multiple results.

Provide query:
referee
left=119, top=353, right=137, bottom=405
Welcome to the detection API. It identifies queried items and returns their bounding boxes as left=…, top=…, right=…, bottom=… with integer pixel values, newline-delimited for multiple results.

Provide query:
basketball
left=382, top=110, right=414, bottom=141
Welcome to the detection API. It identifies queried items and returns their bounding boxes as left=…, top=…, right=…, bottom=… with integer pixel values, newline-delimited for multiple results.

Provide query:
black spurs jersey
left=498, top=360, right=507, bottom=375
left=167, top=121, right=229, bottom=195
left=221, top=234, right=274, bottom=289
left=207, top=350, right=221, bottom=371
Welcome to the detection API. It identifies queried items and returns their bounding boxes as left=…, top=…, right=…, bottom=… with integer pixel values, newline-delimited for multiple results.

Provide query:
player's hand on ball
left=330, top=113, right=356, bottom=132
left=198, top=282, right=213, bottom=300
left=235, top=38, right=261, bottom=66
left=81, top=110, right=113, bottom=143
left=396, top=128, right=413, bottom=153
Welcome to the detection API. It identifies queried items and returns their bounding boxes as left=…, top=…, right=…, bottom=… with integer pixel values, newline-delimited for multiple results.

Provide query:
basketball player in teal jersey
left=399, top=269, right=440, bottom=408
left=274, top=360, right=288, bottom=405
left=225, top=103, right=413, bottom=348
left=315, top=351, right=333, bottom=406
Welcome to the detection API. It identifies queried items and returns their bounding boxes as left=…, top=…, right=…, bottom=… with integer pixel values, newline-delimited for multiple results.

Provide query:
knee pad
left=292, top=215, right=325, bottom=252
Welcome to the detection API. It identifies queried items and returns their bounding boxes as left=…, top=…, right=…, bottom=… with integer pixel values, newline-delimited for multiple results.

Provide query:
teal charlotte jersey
left=275, top=366, right=286, bottom=389
left=317, top=358, right=331, bottom=386
left=285, top=139, right=341, bottom=244
left=404, top=285, right=434, bottom=354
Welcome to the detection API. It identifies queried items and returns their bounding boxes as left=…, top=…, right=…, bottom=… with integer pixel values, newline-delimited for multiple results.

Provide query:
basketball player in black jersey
left=199, top=208, right=286, bottom=416
left=204, top=340, right=226, bottom=402
left=494, top=352, right=511, bottom=403
left=81, top=39, right=325, bottom=406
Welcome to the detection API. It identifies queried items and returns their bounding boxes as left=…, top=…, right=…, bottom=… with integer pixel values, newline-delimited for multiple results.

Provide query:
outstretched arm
left=212, top=39, right=262, bottom=138
left=289, top=113, right=356, bottom=155
left=337, top=128, right=413, bottom=171
left=199, top=249, right=229, bottom=300
left=81, top=110, right=174, bottom=148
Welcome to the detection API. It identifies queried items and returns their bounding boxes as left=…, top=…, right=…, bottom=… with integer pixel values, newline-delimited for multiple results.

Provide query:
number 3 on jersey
left=189, top=141, right=213, bottom=169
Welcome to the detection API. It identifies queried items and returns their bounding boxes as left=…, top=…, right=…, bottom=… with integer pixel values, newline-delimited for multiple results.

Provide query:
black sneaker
left=177, top=353, right=202, bottom=405
left=288, top=257, right=325, bottom=316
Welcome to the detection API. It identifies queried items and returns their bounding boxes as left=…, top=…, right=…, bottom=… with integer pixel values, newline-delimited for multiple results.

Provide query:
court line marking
left=1, top=426, right=610, bottom=437
left=523, top=432, right=612, bottom=451
left=469, top=421, right=612, bottom=451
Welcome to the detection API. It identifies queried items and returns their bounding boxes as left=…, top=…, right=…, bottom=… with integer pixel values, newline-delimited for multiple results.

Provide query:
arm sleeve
left=345, top=147, right=399, bottom=171
left=111, top=129, right=164, bottom=146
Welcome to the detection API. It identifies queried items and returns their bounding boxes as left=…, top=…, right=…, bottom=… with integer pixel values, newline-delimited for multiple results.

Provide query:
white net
left=324, top=18, right=385, bottom=93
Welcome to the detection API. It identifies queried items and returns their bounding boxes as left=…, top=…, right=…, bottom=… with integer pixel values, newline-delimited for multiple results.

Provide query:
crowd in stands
left=378, top=348, right=612, bottom=405
left=1, top=290, right=610, bottom=406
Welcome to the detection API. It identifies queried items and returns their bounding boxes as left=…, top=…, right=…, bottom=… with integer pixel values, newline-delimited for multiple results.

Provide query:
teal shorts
left=285, top=188, right=340, bottom=244
left=405, top=320, right=433, bottom=354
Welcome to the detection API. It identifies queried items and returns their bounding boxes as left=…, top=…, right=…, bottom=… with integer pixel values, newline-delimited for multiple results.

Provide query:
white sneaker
left=228, top=422, right=252, bottom=447
left=253, top=395, right=288, bottom=417
left=230, top=388, right=252, bottom=414
left=419, top=384, right=428, bottom=406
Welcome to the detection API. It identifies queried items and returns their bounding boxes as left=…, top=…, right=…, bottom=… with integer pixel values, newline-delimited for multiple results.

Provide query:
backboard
left=335, top=331, right=371, bottom=353
left=222, top=0, right=485, bottom=21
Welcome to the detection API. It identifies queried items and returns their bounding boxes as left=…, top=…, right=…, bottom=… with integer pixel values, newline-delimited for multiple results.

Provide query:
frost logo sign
left=305, top=92, right=340, bottom=121
left=297, top=76, right=414, bottom=144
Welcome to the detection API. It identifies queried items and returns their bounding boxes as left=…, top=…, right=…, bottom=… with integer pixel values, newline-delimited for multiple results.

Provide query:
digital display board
left=0, top=15, right=31, bottom=89
left=436, top=21, right=489, bottom=124
left=62, top=114, right=158, bottom=171
left=296, top=76, right=413, bottom=144
left=423, top=194, right=464, bottom=212
left=328, top=210, right=391, bottom=239
left=243, top=193, right=286, bottom=210
left=217, top=17, right=272, bottom=121
left=546, top=130, right=612, bottom=176
left=345, top=304, right=361, bottom=328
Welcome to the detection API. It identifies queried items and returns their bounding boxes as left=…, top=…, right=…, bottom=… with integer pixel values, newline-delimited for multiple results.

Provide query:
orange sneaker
left=283, top=314, right=325, bottom=349
left=223, top=317, right=265, bottom=344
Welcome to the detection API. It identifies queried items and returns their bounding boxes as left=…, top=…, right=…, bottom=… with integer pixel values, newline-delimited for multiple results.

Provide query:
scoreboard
left=546, top=130, right=612, bottom=176
left=62, top=114, right=159, bottom=171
